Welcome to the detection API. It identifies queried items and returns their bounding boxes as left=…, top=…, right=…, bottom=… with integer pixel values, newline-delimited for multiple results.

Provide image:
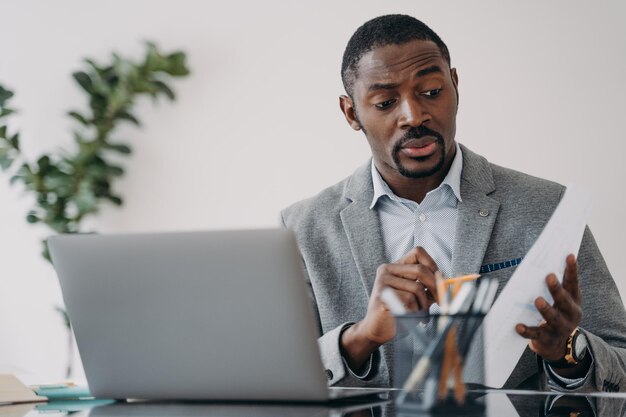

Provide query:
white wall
left=1, top=0, right=624, bottom=382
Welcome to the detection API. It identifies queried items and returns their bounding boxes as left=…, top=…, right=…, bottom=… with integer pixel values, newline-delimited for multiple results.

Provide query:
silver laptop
left=48, top=229, right=386, bottom=401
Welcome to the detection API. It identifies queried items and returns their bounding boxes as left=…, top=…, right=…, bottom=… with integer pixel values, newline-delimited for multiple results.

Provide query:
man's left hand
left=515, top=254, right=582, bottom=361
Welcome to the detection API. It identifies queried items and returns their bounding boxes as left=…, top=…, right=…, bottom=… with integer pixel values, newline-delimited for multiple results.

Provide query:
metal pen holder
left=393, top=312, right=486, bottom=414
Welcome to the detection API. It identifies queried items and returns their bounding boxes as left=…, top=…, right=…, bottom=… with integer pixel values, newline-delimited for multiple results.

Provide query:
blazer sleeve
left=541, top=227, right=626, bottom=392
left=279, top=211, right=381, bottom=386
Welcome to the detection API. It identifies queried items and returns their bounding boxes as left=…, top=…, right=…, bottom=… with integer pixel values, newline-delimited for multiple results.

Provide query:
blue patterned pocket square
left=479, top=257, right=523, bottom=274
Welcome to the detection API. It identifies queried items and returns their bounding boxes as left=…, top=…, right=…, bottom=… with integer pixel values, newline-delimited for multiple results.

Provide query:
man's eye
left=422, top=88, right=442, bottom=97
left=375, top=99, right=396, bottom=109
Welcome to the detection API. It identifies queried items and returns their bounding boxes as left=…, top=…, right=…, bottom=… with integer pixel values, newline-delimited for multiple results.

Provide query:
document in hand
left=483, top=184, right=593, bottom=388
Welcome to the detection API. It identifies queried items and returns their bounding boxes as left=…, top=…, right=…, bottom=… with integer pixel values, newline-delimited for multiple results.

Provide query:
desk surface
left=6, top=389, right=626, bottom=417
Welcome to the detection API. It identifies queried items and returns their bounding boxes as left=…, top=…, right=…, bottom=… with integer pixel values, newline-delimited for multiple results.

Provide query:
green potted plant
left=0, top=42, right=190, bottom=377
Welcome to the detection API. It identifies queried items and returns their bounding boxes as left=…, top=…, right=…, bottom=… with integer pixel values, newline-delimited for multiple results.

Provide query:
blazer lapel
left=340, top=161, right=393, bottom=383
left=340, top=161, right=387, bottom=297
left=451, top=145, right=501, bottom=276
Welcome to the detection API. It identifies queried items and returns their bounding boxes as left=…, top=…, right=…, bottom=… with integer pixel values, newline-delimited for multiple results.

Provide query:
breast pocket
left=479, top=257, right=523, bottom=297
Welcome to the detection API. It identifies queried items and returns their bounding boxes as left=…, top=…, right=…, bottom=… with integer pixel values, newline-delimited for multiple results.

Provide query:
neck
left=377, top=146, right=456, bottom=204
left=387, top=176, right=445, bottom=204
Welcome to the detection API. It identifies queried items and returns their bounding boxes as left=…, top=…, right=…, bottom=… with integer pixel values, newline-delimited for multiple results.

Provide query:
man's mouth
left=399, top=138, right=438, bottom=158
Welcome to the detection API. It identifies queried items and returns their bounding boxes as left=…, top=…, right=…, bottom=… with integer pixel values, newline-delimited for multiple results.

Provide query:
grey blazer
left=281, top=144, right=626, bottom=392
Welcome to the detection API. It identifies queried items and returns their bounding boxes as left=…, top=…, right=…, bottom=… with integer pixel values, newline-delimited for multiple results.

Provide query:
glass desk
left=3, top=389, right=626, bottom=417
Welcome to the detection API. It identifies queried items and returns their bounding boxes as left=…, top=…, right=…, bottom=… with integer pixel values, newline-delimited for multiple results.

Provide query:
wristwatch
left=545, top=327, right=588, bottom=368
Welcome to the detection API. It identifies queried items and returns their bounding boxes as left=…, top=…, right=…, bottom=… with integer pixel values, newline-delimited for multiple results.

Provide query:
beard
left=391, top=125, right=447, bottom=178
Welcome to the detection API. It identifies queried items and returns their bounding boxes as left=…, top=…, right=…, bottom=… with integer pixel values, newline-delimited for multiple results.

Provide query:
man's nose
left=397, top=98, right=431, bottom=129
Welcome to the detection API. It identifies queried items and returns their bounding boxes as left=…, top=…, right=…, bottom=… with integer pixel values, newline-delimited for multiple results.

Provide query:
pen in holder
left=390, top=276, right=499, bottom=414
left=393, top=312, right=486, bottom=413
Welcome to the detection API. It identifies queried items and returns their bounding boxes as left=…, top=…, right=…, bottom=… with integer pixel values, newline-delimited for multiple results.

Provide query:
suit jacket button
left=479, top=208, right=489, bottom=217
left=325, top=369, right=333, bottom=380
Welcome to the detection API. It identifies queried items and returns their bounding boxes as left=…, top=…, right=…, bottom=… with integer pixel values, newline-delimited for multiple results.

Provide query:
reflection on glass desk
left=4, top=389, right=626, bottom=417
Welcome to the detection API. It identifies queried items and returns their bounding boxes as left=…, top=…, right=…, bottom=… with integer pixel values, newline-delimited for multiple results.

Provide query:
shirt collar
left=370, top=142, right=463, bottom=209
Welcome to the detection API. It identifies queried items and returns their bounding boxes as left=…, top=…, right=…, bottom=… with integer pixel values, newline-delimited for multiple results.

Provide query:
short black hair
left=341, top=14, right=451, bottom=97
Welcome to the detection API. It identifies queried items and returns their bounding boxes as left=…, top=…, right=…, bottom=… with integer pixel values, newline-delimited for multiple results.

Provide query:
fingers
left=517, top=294, right=577, bottom=338
left=516, top=322, right=550, bottom=350
left=378, top=263, right=437, bottom=293
left=516, top=323, right=540, bottom=339
left=561, top=254, right=581, bottom=305
left=413, top=281, right=430, bottom=310
left=395, top=289, right=418, bottom=311
left=515, top=322, right=567, bottom=360
left=379, top=286, right=426, bottom=312
left=534, top=296, right=565, bottom=330
left=515, top=255, right=584, bottom=361
left=374, top=247, right=439, bottom=312
left=515, top=323, right=560, bottom=359
left=546, top=273, right=582, bottom=322
left=377, top=271, right=424, bottom=294
left=398, top=246, right=438, bottom=274
left=375, top=264, right=434, bottom=311
left=378, top=275, right=431, bottom=311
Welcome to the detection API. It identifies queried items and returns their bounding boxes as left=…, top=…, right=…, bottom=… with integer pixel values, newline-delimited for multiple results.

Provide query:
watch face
left=574, top=332, right=588, bottom=359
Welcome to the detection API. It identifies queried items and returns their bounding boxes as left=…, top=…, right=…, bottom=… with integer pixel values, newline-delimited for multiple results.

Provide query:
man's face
left=341, top=40, right=459, bottom=181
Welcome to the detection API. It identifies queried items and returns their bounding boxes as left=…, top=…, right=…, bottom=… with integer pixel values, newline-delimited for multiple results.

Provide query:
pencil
left=453, top=347, right=466, bottom=405
left=444, top=273, right=480, bottom=285
left=438, top=326, right=456, bottom=399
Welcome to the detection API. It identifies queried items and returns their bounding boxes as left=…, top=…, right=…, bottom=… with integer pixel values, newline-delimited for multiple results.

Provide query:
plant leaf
left=54, top=305, right=71, bottom=328
left=10, top=174, right=22, bottom=185
left=0, top=154, right=13, bottom=170
left=26, top=212, right=40, bottom=223
left=106, top=165, right=124, bottom=176
left=68, top=111, right=89, bottom=125
left=74, top=194, right=97, bottom=213
left=0, top=108, right=15, bottom=119
left=0, top=86, right=14, bottom=104
left=166, top=52, right=190, bottom=76
left=107, top=194, right=123, bottom=205
left=42, top=242, right=52, bottom=263
left=72, top=71, right=94, bottom=94
left=37, top=155, right=51, bottom=173
left=9, top=133, right=19, bottom=150
left=152, top=80, right=175, bottom=100
left=104, top=143, right=132, bottom=154
left=116, top=110, right=141, bottom=126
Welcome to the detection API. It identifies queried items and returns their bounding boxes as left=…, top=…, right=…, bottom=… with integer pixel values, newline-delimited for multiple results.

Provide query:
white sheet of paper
left=0, top=374, right=46, bottom=405
left=484, top=184, right=593, bottom=388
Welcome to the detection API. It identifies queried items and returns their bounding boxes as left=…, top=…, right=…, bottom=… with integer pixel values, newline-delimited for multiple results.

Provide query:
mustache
left=393, top=125, right=444, bottom=154
left=395, top=125, right=445, bottom=149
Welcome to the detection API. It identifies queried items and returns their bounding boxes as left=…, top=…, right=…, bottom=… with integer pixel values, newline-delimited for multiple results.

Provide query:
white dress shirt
left=370, top=143, right=463, bottom=278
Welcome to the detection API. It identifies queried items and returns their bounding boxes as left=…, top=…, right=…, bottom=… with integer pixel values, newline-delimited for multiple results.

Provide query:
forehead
left=355, top=40, right=447, bottom=84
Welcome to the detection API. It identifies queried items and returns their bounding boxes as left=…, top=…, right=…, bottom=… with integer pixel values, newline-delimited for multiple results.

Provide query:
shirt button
left=419, top=213, right=426, bottom=222
left=325, top=369, right=334, bottom=380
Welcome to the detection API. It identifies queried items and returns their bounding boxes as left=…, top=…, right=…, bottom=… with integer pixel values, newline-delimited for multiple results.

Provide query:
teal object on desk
left=33, top=385, right=93, bottom=400
left=35, top=399, right=116, bottom=413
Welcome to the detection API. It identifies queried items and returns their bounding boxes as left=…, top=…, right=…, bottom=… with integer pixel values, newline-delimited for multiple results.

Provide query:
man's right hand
left=340, top=246, right=439, bottom=372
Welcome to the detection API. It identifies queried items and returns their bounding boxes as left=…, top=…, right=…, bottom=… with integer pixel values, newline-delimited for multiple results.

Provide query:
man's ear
left=339, top=95, right=362, bottom=131
left=450, top=68, right=459, bottom=106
